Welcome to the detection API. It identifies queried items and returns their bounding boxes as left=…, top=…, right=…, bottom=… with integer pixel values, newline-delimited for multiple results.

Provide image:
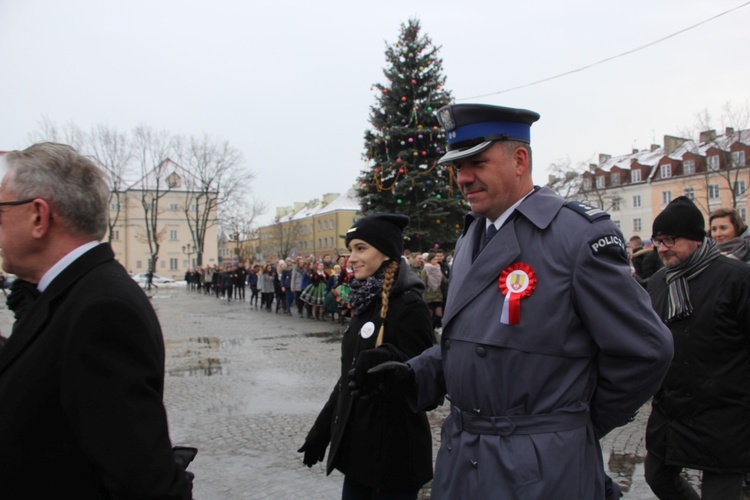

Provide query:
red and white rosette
left=498, top=263, right=536, bottom=325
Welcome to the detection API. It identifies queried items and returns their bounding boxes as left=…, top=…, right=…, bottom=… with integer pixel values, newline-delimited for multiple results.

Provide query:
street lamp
left=182, top=243, right=193, bottom=269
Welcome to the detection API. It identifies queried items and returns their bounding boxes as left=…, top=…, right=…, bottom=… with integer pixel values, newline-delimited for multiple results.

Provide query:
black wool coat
left=646, top=255, right=750, bottom=472
left=0, top=244, right=190, bottom=499
left=306, top=264, right=435, bottom=491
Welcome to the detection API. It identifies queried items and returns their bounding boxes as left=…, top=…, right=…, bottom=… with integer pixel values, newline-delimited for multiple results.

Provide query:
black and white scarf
left=664, top=237, right=721, bottom=322
left=348, top=271, right=385, bottom=315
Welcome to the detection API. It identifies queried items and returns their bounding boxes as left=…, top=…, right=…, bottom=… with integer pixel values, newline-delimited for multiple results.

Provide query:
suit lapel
left=443, top=218, right=521, bottom=326
left=0, top=244, right=114, bottom=376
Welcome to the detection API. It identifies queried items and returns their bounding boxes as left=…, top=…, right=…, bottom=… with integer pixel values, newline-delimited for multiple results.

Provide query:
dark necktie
left=485, top=224, right=499, bottom=242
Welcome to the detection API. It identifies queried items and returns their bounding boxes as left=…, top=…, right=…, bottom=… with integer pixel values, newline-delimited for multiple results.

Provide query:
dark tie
left=485, top=224, right=499, bottom=242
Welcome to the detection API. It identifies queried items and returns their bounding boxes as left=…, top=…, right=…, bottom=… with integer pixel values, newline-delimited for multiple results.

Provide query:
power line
left=458, top=1, right=750, bottom=101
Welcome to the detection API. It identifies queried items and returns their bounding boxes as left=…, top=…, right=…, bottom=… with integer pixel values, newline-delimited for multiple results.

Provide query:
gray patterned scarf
left=348, top=270, right=385, bottom=315
left=664, top=237, right=721, bottom=322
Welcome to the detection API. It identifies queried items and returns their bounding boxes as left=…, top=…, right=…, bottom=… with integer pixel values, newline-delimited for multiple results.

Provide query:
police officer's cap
left=436, top=103, right=540, bottom=164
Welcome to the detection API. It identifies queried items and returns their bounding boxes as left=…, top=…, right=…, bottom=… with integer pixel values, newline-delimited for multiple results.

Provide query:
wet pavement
left=1, top=285, right=748, bottom=499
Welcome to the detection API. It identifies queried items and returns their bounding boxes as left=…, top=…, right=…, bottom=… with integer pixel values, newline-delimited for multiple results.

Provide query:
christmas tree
left=357, top=18, right=468, bottom=252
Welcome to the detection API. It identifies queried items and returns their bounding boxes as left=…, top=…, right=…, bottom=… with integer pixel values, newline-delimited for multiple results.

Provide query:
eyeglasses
left=0, top=198, right=36, bottom=208
left=652, top=236, right=679, bottom=248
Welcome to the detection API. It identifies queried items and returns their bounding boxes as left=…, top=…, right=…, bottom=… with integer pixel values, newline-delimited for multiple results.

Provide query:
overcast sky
left=2, top=0, right=748, bottom=225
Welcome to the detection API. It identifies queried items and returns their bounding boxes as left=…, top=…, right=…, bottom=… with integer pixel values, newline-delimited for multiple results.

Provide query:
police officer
left=352, top=103, right=674, bottom=499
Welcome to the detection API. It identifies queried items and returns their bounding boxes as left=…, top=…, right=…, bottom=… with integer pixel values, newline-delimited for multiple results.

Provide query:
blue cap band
left=446, top=121, right=531, bottom=146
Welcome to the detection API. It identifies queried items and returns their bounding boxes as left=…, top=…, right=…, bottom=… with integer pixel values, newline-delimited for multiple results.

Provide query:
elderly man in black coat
left=0, top=143, right=194, bottom=499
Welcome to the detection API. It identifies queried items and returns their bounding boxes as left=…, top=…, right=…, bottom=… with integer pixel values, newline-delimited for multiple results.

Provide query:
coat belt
left=452, top=404, right=590, bottom=436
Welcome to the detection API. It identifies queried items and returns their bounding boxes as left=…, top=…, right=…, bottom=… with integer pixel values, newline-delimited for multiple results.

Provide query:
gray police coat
left=408, top=187, right=673, bottom=499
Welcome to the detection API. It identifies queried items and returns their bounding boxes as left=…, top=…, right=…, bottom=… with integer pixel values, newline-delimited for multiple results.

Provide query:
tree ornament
left=408, top=137, right=413, bottom=143
left=401, top=96, right=407, bottom=102
left=436, top=194, right=442, bottom=199
left=397, top=199, right=402, bottom=204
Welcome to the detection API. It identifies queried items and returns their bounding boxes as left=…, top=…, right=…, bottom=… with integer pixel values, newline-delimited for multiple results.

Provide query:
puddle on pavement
left=305, top=331, right=344, bottom=343
left=166, top=337, right=226, bottom=377
left=165, top=331, right=343, bottom=377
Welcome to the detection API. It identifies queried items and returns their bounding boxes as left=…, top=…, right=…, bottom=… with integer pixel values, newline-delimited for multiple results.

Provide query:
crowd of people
left=181, top=249, right=455, bottom=334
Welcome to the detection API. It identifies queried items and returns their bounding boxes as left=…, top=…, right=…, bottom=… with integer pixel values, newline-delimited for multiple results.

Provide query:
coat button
left=334, top=416, right=339, bottom=424
left=447, top=445, right=452, bottom=452
left=475, top=346, right=486, bottom=357
left=445, top=339, right=451, bottom=349
left=470, top=460, right=478, bottom=468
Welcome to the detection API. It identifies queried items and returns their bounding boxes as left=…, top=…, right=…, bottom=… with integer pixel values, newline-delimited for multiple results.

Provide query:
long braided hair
left=375, top=259, right=399, bottom=347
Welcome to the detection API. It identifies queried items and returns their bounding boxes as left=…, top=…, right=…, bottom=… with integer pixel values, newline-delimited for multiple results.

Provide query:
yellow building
left=257, top=188, right=359, bottom=262
left=108, top=160, right=219, bottom=279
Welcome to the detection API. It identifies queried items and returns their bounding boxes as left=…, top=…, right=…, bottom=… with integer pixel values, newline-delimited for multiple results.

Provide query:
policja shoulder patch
left=588, top=234, right=628, bottom=263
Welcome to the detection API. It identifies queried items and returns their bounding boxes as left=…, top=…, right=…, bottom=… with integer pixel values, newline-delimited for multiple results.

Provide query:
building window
left=169, top=230, right=178, bottom=241
left=708, top=155, right=720, bottom=171
left=110, top=203, right=120, bottom=211
left=111, top=230, right=120, bottom=241
left=662, top=191, right=672, bottom=205
left=318, top=238, right=322, bottom=248
left=611, top=198, right=620, bottom=211
left=660, top=163, right=672, bottom=178
left=136, top=260, right=142, bottom=269
left=169, top=203, right=179, bottom=211
left=583, top=178, right=592, bottom=190
left=633, top=195, right=641, bottom=208
left=683, top=159, right=695, bottom=175
left=683, top=187, right=695, bottom=200
left=740, top=207, right=747, bottom=222
left=318, top=221, right=322, bottom=231
left=709, top=184, right=720, bottom=199
left=169, top=258, right=178, bottom=270
left=611, top=173, right=621, bottom=186
left=732, top=150, right=746, bottom=167
left=596, top=176, right=605, bottom=189
left=613, top=219, right=621, bottom=229
left=735, top=180, right=747, bottom=196
left=633, top=218, right=642, bottom=232
left=631, top=170, right=642, bottom=182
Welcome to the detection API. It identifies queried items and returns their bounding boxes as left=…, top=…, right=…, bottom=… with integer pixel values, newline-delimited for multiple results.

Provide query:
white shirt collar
left=486, top=188, right=535, bottom=230
left=37, top=241, right=100, bottom=292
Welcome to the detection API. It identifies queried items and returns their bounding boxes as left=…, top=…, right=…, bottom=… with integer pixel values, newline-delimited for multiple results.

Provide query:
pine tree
left=357, top=18, right=467, bottom=252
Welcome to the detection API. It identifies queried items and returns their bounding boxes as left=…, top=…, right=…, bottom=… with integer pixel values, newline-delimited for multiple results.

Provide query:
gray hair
left=499, top=140, right=533, bottom=171
left=5, top=142, right=109, bottom=240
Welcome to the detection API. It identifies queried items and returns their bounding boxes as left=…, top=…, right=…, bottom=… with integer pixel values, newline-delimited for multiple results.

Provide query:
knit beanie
left=652, top=196, right=706, bottom=242
left=345, top=213, right=409, bottom=261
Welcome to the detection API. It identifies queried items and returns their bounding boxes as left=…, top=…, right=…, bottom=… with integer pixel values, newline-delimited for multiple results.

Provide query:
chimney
left=589, top=164, right=598, bottom=172
left=664, top=135, right=688, bottom=155
left=598, top=153, right=611, bottom=165
left=650, top=144, right=661, bottom=152
left=632, top=149, right=639, bottom=154
left=725, top=127, right=735, bottom=136
left=699, top=129, right=717, bottom=143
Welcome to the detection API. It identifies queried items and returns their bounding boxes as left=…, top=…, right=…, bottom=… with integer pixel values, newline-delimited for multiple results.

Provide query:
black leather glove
left=349, top=357, right=415, bottom=398
left=172, top=446, right=197, bottom=499
left=297, top=435, right=329, bottom=467
left=347, top=348, right=395, bottom=397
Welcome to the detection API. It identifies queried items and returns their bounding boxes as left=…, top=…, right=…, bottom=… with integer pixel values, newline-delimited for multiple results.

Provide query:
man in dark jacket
left=0, top=143, right=194, bottom=499
left=645, top=196, right=750, bottom=499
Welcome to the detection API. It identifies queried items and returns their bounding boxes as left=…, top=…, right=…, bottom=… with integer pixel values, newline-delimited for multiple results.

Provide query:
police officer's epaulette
left=563, top=201, right=610, bottom=223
